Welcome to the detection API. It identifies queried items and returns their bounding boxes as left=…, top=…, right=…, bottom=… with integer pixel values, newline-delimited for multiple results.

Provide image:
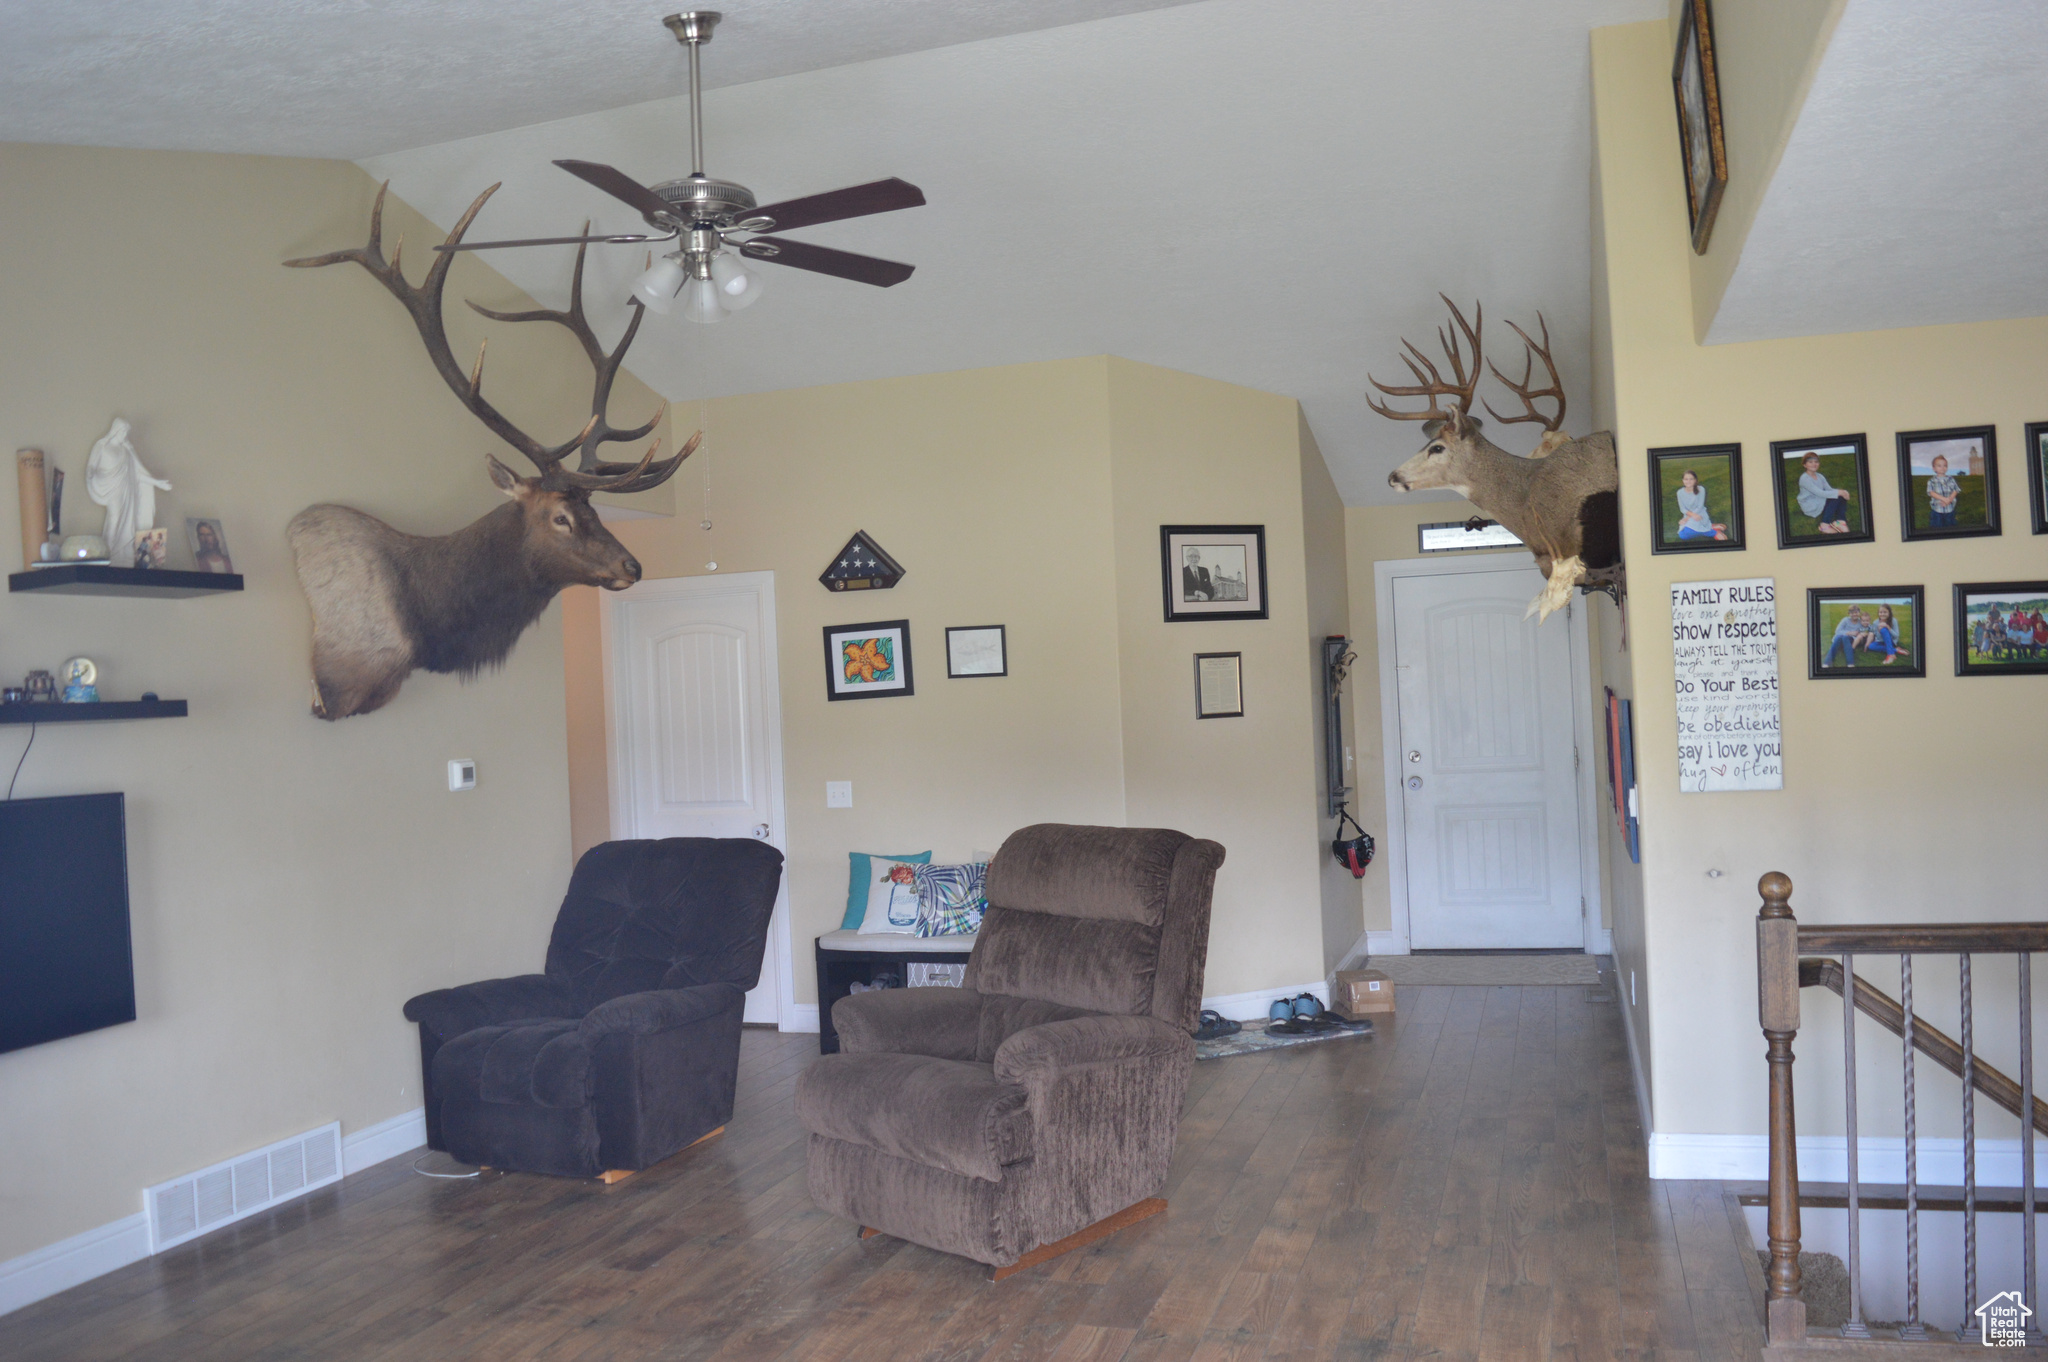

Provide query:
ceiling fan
left=433, top=10, right=925, bottom=323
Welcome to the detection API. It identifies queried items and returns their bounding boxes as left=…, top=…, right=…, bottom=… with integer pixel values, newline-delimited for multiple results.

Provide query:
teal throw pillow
left=842, top=851, right=932, bottom=929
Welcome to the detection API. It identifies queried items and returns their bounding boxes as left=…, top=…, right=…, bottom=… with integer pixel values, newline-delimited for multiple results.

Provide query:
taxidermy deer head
left=1368, top=294, right=1621, bottom=619
left=283, top=182, right=697, bottom=719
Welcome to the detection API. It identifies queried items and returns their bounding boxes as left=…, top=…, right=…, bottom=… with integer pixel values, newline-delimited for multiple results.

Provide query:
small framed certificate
left=1194, top=652, right=1243, bottom=719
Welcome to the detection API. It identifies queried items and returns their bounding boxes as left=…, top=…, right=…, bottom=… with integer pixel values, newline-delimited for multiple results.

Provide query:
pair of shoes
left=1192, top=1008, right=1242, bottom=1042
left=1268, top=993, right=1345, bottom=1036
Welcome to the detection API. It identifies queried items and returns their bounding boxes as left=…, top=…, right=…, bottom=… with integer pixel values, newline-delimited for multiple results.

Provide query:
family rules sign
left=1671, top=577, right=1783, bottom=792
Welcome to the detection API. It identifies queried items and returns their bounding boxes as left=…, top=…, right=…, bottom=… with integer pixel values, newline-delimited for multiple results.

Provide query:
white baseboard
left=341, top=1107, right=427, bottom=1176
left=1616, top=985, right=1655, bottom=1143
left=0, top=1212, right=150, bottom=1319
left=1586, top=928, right=1614, bottom=955
left=1365, top=931, right=1409, bottom=956
left=1648, top=1132, right=2042, bottom=1184
left=1202, top=980, right=1330, bottom=1022
left=780, top=1003, right=820, bottom=1034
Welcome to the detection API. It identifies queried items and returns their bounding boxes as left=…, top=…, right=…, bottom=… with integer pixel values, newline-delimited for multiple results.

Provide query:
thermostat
left=448, top=759, right=477, bottom=792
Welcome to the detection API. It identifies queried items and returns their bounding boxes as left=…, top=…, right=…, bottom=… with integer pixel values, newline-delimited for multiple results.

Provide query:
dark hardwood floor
left=0, top=985, right=1769, bottom=1361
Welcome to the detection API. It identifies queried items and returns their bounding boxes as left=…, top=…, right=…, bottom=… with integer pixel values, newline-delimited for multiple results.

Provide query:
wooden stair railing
left=1756, top=872, right=2048, bottom=1357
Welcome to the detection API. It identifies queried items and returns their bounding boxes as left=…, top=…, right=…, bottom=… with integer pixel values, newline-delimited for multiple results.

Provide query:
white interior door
left=603, top=571, right=791, bottom=1024
left=1392, top=565, right=1584, bottom=949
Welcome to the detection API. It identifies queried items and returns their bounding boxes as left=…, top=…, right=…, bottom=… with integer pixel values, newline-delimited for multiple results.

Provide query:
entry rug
left=1196, top=1019, right=1374, bottom=1060
left=1369, top=953, right=1601, bottom=986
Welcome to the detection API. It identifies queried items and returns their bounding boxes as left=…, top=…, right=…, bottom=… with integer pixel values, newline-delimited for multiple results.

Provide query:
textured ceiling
left=360, top=0, right=1665, bottom=506
left=1708, top=0, right=2048, bottom=343
left=0, top=0, right=1207, bottom=160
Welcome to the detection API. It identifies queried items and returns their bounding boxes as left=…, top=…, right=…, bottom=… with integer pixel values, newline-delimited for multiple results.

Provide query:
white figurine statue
left=86, top=418, right=171, bottom=568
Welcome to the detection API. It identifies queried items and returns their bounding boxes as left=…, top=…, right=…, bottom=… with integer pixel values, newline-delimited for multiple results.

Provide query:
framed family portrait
left=824, top=619, right=913, bottom=700
left=1160, top=525, right=1267, bottom=622
left=1671, top=0, right=1728, bottom=255
left=944, top=625, right=1006, bottom=678
left=1771, top=434, right=1872, bottom=548
left=1648, top=443, right=1744, bottom=553
left=2027, top=422, right=2048, bottom=535
left=1954, top=581, right=2048, bottom=677
left=1807, top=586, right=1924, bottom=679
left=1898, top=426, right=1999, bottom=541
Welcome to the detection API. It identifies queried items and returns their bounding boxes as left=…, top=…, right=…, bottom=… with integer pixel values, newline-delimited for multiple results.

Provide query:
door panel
left=1394, top=567, right=1583, bottom=949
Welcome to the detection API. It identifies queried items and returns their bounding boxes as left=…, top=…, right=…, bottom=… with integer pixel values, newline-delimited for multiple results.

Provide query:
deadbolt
left=1408, top=750, right=1422, bottom=763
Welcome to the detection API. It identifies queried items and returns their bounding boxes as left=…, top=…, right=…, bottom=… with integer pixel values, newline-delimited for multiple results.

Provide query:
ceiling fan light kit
left=438, top=10, right=924, bottom=327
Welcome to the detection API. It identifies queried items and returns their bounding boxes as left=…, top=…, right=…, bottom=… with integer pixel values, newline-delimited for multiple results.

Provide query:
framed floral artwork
left=824, top=619, right=913, bottom=700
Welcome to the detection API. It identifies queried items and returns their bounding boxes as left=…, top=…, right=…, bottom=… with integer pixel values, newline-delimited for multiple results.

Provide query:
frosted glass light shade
left=631, top=257, right=687, bottom=314
left=709, top=251, right=764, bottom=310
left=680, top=275, right=726, bottom=324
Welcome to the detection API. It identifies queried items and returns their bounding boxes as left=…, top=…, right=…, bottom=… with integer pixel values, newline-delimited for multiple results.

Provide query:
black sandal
left=1192, top=1008, right=1242, bottom=1042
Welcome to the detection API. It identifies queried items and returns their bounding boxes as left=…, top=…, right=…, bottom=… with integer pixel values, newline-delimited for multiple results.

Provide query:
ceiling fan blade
left=434, top=231, right=674, bottom=253
left=747, top=179, right=926, bottom=233
left=742, top=237, right=915, bottom=288
left=553, top=159, right=678, bottom=222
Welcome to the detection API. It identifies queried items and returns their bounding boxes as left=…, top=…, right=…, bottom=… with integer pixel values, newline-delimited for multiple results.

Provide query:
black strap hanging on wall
left=1330, top=804, right=1375, bottom=879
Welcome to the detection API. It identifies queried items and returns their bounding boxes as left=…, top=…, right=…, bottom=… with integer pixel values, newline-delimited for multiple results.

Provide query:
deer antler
left=1483, top=313, right=1565, bottom=433
left=284, top=183, right=692, bottom=495
left=1366, top=294, right=1483, bottom=422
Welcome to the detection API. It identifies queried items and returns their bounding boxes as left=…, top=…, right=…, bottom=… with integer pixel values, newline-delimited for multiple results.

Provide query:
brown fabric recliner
left=795, top=824, right=1225, bottom=1272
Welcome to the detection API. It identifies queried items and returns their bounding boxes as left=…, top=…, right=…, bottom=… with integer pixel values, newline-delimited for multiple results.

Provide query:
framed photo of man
left=1160, top=525, right=1267, bottom=622
left=2023, top=421, right=2048, bottom=536
left=1897, top=425, right=1999, bottom=541
left=1648, top=443, right=1744, bottom=554
left=1770, top=435, right=1872, bottom=548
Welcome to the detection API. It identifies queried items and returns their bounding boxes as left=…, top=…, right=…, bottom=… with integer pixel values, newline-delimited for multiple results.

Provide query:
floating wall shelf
left=9, top=565, right=244, bottom=598
left=0, top=700, right=188, bottom=725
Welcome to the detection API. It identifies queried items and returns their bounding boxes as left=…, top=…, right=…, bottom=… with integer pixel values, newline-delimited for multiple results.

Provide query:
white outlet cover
left=448, top=759, right=476, bottom=792
left=825, top=781, right=852, bottom=808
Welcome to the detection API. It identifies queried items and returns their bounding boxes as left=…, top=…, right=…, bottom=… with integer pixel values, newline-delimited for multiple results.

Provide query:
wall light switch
left=448, top=759, right=477, bottom=792
left=825, top=781, right=852, bottom=808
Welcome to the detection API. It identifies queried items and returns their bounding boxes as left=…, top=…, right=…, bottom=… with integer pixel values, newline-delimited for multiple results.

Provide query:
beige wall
left=1670, top=0, right=1848, bottom=335
left=0, top=144, right=667, bottom=1262
left=1297, top=414, right=1363, bottom=971
left=563, top=356, right=1339, bottom=1005
left=1594, top=23, right=2048, bottom=1139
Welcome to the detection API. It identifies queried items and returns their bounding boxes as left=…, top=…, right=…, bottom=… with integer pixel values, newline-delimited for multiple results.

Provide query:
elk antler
left=1483, top=313, right=1565, bottom=433
left=284, top=183, right=691, bottom=495
left=1366, top=294, right=1483, bottom=423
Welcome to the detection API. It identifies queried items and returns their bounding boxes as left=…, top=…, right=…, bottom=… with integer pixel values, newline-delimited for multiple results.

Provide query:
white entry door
left=1391, top=565, right=1585, bottom=949
left=603, top=571, right=791, bottom=1025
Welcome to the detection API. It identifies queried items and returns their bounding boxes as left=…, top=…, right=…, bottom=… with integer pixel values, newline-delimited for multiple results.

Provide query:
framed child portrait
left=1807, top=586, right=1924, bottom=679
left=1897, top=425, right=1999, bottom=541
left=1648, top=443, right=1744, bottom=553
left=1770, top=435, right=1872, bottom=548
left=2024, top=421, right=2048, bottom=536
left=1954, top=581, right=2048, bottom=677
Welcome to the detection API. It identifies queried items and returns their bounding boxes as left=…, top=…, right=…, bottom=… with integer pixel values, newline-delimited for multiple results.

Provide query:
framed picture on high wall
left=1954, top=582, right=2048, bottom=677
left=2023, top=421, right=2048, bottom=535
left=1671, top=0, right=1729, bottom=254
left=1807, top=586, right=1925, bottom=679
left=1160, top=525, right=1267, bottom=622
left=1897, top=425, right=1999, bottom=541
left=1770, top=434, right=1873, bottom=548
left=1648, top=443, right=1744, bottom=553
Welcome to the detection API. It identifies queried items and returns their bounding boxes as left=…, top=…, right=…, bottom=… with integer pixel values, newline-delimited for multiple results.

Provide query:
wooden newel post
left=1757, top=870, right=1806, bottom=1344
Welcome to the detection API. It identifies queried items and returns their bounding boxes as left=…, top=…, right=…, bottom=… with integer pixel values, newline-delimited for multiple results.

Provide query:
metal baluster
left=1961, top=953, right=1979, bottom=1341
left=1840, top=953, right=1868, bottom=1336
left=2024, top=953, right=2039, bottom=1343
left=1901, top=952, right=1927, bottom=1340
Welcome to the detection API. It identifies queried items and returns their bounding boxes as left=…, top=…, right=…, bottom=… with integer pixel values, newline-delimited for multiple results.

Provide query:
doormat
left=1196, top=1019, right=1374, bottom=1060
left=1369, top=954, right=1601, bottom=986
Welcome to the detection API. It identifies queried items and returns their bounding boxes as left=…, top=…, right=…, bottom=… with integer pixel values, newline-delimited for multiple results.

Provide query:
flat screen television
left=0, top=792, right=136, bottom=1054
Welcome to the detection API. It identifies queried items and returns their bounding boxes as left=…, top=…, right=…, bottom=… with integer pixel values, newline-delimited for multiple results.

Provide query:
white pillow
left=856, top=856, right=924, bottom=934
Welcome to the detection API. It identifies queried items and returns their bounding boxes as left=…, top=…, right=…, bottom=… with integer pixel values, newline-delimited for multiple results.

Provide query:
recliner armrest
left=832, top=987, right=986, bottom=1060
left=580, top=983, right=744, bottom=1037
left=402, top=973, right=578, bottom=1040
left=992, top=1013, right=1193, bottom=1088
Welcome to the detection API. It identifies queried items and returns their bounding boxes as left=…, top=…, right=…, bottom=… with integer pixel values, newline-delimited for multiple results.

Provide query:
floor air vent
left=145, top=1121, right=343, bottom=1253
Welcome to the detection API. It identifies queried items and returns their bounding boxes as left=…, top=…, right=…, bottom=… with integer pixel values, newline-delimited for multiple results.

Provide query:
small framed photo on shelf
left=186, top=517, right=234, bottom=573
left=2027, top=422, right=2048, bottom=536
left=132, top=528, right=168, bottom=570
left=1671, top=0, right=1728, bottom=254
left=944, top=625, right=1006, bottom=678
left=824, top=620, right=913, bottom=701
left=1898, top=426, right=1999, bottom=541
left=1161, top=525, right=1267, bottom=622
left=1194, top=652, right=1243, bottom=719
left=1954, top=582, right=2048, bottom=676
left=1648, top=443, right=1744, bottom=553
left=1771, top=435, right=1872, bottom=547
left=1807, top=586, right=1924, bottom=679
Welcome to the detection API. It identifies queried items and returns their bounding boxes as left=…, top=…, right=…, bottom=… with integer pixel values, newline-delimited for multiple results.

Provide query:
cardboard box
left=1333, top=968, right=1395, bottom=1019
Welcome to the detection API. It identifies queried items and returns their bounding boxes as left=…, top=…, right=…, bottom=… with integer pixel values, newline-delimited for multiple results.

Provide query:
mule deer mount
left=1368, top=295, right=1621, bottom=619
left=283, top=182, right=697, bottom=720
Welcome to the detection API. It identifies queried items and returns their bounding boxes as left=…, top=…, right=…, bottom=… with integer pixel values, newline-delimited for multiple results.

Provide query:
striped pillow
left=912, top=862, right=988, bottom=938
